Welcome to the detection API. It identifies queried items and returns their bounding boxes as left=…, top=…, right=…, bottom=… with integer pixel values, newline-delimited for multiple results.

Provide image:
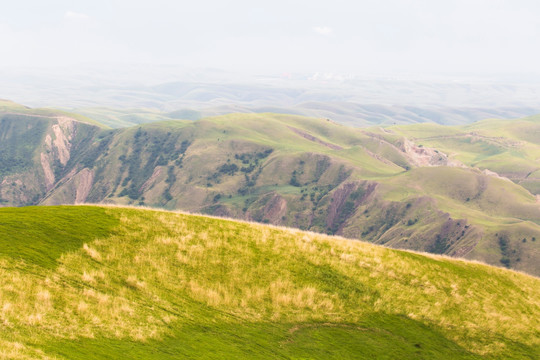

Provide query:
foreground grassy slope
left=0, top=206, right=538, bottom=359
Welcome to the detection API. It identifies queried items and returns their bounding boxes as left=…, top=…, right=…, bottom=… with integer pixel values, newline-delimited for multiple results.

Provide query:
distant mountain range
left=3, top=68, right=540, bottom=127
left=1, top=100, right=539, bottom=276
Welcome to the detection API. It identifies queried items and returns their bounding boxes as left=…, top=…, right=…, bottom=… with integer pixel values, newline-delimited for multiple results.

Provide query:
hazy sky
left=1, top=0, right=540, bottom=76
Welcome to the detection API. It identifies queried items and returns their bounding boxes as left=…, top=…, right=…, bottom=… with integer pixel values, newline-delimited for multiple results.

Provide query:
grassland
left=381, top=115, right=540, bottom=194
left=2, top=105, right=540, bottom=275
left=75, top=107, right=184, bottom=128
left=0, top=205, right=538, bottom=359
left=0, top=99, right=106, bottom=128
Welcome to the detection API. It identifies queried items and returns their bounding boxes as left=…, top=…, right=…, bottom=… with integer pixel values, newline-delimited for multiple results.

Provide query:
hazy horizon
left=3, top=0, right=540, bottom=123
left=2, top=0, right=540, bottom=78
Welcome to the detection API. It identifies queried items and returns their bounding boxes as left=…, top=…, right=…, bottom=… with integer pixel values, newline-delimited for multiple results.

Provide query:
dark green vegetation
left=0, top=206, right=118, bottom=268
left=1, top=103, right=540, bottom=275
left=0, top=115, right=49, bottom=176
left=0, top=205, right=538, bottom=359
left=43, top=318, right=481, bottom=360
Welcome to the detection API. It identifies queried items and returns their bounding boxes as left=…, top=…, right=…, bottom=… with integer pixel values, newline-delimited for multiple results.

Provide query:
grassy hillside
left=1, top=106, right=540, bottom=275
left=382, top=115, right=540, bottom=195
left=72, top=102, right=540, bottom=129
left=0, top=205, right=538, bottom=359
left=0, top=100, right=106, bottom=128
left=75, top=107, right=185, bottom=128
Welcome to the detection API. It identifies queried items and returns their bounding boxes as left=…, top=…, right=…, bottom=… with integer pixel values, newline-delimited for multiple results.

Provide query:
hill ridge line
left=76, top=203, right=540, bottom=280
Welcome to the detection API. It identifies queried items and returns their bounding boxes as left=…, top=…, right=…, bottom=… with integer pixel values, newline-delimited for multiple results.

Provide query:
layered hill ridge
left=1, top=103, right=540, bottom=275
left=0, top=99, right=106, bottom=128
left=0, top=205, right=538, bottom=359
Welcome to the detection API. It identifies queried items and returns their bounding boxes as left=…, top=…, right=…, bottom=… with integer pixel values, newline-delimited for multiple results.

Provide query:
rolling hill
left=4, top=67, right=540, bottom=127
left=0, top=205, right=538, bottom=359
left=379, top=115, right=540, bottom=195
left=1, top=103, right=540, bottom=276
left=0, top=99, right=106, bottom=128
left=73, top=102, right=540, bottom=129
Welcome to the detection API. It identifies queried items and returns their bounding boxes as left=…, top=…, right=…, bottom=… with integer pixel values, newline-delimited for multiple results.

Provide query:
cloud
left=64, top=11, right=90, bottom=21
left=313, top=26, right=333, bottom=36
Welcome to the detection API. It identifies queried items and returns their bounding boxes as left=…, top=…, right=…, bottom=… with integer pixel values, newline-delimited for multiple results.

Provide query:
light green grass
left=387, top=117, right=540, bottom=191
left=0, top=100, right=108, bottom=128
left=75, top=107, right=188, bottom=128
left=0, top=205, right=538, bottom=359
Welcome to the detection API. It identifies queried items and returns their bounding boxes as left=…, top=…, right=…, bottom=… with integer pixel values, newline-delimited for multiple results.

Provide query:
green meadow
left=0, top=205, right=538, bottom=359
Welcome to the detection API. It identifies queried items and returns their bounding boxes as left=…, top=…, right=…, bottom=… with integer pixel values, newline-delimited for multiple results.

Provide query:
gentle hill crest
left=0, top=205, right=538, bottom=359
left=0, top=99, right=108, bottom=128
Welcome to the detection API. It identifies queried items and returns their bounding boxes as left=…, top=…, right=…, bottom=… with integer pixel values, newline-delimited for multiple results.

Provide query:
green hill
left=381, top=115, right=540, bottom=195
left=1, top=103, right=540, bottom=275
left=0, top=205, right=538, bottom=359
left=0, top=99, right=107, bottom=129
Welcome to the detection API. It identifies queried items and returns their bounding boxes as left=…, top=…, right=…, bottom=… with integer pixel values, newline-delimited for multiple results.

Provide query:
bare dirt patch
left=75, top=168, right=94, bottom=203
left=263, top=193, right=288, bottom=223
left=401, top=139, right=456, bottom=167
left=288, top=126, right=343, bottom=150
left=140, top=167, right=163, bottom=192
left=51, top=117, right=75, bottom=166
left=40, top=152, right=55, bottom=189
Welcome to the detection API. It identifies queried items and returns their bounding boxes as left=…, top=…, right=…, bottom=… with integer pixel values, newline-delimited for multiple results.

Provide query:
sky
left=1, top=0, right=540, bottom=77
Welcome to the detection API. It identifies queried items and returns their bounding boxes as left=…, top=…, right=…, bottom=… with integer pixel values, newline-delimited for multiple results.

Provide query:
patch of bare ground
left=40, top=152, right=55, bottom=189
left=364, top=148, right=399, bottom=166
left=140, top=167, right=163, bottom=192
left=481, top=169, right=512, bottom=182
left=400, top=139, right=463, bottom=167
left=52, top=117, right=75, bottom=166
left=288, top=126, right=343, bottom=150
left=263, top=193, right=288, bottom=223
left=75, top=169, right=94, bottom=203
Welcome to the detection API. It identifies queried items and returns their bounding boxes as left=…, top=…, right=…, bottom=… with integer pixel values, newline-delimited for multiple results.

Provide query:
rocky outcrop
left=39, top=117, right=77, bottom=190
left=400, top=138, right=464, bottom=167
left=51, top=117, right=75, bottom=166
